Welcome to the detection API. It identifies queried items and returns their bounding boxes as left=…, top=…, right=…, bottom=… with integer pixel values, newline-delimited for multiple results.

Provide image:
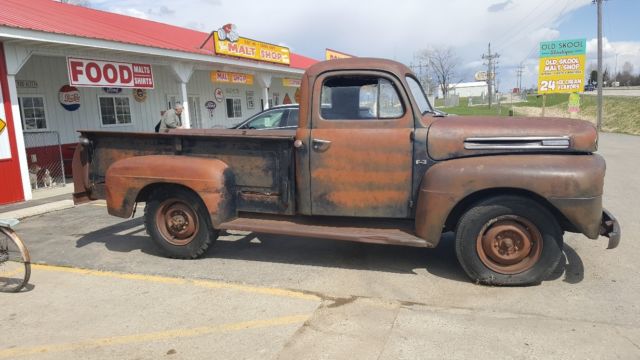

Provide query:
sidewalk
left=0, top=184, right=75, bottom=220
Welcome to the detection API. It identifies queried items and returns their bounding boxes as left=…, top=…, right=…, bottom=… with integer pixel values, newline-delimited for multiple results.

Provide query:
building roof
left=0, top=0, right=317, bottom=70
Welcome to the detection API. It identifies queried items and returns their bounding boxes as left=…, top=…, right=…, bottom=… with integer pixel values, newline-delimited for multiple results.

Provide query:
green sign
left=539, top=39, right=586, bottom=58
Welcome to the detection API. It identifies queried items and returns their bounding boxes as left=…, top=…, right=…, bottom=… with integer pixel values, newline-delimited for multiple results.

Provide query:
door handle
left=312, top=139, right=332, bottom=152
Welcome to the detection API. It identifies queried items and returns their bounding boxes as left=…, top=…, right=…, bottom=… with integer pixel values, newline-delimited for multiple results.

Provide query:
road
left=582, top=86, right=640, bottom=96
left=2, top=132, right=639, bottom=359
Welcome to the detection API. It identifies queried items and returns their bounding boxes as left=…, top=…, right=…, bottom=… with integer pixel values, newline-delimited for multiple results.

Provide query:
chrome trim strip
left=464, top=136, right=570, bottom=150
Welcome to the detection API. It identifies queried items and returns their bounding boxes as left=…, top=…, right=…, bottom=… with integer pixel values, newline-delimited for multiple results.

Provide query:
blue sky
left=86, top=0, right=639, bottom=90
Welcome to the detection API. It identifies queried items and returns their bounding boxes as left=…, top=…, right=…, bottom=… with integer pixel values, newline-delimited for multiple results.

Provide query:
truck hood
left=427, top=116, right=598, bottom=161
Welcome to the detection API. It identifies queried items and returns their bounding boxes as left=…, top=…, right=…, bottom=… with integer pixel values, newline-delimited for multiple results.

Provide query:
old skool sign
left=67, top=57, right=154, bottom=89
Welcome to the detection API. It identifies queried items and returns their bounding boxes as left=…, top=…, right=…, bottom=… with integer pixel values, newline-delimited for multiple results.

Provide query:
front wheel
left=144, top=187, right=218, bottom=259
left=0, top=227, right=31, bottom=292
left=455, top=196, right=563, bottom=286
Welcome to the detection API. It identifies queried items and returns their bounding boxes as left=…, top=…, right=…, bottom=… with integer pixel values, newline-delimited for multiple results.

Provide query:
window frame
left=98, top=95, right=133, bottom=127
left=318, top=75, right=406, bottom=121
left=19, top=95, right=48, bottom=132
left=225, top=97, right=243, bottom=120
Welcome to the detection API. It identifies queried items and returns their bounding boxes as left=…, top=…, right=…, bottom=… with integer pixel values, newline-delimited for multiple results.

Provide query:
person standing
left=159, top=103, right=184, bottom=131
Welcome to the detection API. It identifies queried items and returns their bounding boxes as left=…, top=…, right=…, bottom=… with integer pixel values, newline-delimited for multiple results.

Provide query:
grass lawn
left=435, top=93, right=640, bottom=135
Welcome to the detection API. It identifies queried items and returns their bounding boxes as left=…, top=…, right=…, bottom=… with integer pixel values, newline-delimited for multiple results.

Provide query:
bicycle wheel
left=0, top=227, right=31, bottom=292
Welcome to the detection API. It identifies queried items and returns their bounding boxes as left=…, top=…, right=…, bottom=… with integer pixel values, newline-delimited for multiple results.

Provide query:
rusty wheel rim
left=155, top=199, right=199, bottom=246
left=476, top=215, right=543, bottom=275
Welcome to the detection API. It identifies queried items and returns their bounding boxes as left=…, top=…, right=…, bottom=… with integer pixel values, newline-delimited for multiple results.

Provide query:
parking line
left=0, top=314, right=310, bottom=359
left=32, top=263, right=320, bottom=301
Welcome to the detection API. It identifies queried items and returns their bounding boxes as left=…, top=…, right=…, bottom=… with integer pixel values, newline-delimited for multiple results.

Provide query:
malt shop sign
left=67, top=57, right=155, bottom=89
left=537, top=39, right=586, bottom=94
left=213, top=24, right=290, bottom=66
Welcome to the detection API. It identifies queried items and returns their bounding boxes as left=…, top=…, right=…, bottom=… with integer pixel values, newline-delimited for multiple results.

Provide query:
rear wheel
left=455, top=196, right=563, bottom=286
left=144, top=187, right=218, bottom=259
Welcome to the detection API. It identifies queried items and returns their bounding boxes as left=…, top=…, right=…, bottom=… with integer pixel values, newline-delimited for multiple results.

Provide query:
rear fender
left=415, top=154, right=606, bottom=246
left=105, top=155, right=236, bottom=227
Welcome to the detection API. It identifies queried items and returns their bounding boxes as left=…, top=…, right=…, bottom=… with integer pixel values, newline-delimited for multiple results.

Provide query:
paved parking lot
left=1, top=132, right=639, bottom=359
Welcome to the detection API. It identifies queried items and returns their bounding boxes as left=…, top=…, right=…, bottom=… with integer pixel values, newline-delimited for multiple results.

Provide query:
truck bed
left=79, top=129, right=297, bottom=214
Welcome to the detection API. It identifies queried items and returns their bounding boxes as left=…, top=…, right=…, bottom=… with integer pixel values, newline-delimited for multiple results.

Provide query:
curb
left=0, top=200, right=75, bottom=220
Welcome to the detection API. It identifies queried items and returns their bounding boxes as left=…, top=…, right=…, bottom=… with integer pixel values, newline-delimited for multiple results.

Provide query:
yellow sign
left=214, top=33, right=290, bottom=65
left=0, top=118, right=5, bottom=134
left=282, top=78, right=301, bottom=87
left=210, top=71, right=254, bottom=85
left=537, top=54, right=585, bottom=93
left=325, top=48, right=353, bottom=60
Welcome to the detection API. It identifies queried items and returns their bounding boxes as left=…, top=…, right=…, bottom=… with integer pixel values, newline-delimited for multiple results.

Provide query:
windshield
left=405, top=76, right=433, bottom=115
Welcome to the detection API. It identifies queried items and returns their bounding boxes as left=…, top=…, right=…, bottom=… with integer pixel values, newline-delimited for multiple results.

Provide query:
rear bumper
left=600, top=208, right=621, bottom=249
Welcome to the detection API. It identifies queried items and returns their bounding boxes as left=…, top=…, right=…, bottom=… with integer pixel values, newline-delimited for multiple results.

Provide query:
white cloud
left=586, top=37, right=640, bottom=75
left=109, top=7, right=149, bottom=20
left=96, top=0, right=613, bottom=88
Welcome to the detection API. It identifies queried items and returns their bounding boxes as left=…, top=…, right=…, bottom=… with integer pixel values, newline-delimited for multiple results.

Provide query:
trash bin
left=508, top=109, right=514, bottom=116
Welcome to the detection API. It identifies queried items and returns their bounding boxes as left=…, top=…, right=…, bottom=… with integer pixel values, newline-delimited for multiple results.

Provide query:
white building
left=447, top=81, right=488, bottom=98
left=0, top=0, right=317, bottom=205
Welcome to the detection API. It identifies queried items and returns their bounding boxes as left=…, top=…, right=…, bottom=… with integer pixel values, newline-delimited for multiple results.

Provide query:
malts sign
left=67, top=57, right=155, bottom=89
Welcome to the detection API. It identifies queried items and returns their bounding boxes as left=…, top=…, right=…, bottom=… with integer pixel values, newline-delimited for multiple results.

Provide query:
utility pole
left=482, top=43, right=499, bottom=108
left=595, top=0, right=604, bottom=131
left=516, top=62, right=525, bottom=94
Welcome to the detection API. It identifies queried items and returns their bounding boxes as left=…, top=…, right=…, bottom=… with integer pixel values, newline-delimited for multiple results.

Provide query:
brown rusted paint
left=427, top=116, right=598, bottom=161
left=155, top=198, right=200, bottom=246
left=415, top=154, right=606, bottom=246
left=105, top=155, right=234, bottom=227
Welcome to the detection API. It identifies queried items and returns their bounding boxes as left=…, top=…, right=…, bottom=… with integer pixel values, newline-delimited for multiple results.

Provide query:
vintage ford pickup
left=72, top=58, right=620, bottom=285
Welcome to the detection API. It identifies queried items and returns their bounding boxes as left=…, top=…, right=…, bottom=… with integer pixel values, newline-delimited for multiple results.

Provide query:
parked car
left=232, top=104, right=299, bottom=130
left=584, top=83, right=596, bottom=92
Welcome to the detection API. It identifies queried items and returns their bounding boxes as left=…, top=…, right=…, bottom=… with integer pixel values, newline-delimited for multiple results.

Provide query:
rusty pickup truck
left=72, top=58, right=620, bottom=285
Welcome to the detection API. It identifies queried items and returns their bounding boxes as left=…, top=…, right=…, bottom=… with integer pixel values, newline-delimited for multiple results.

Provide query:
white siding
left=16, top=55, right=301, bottom=144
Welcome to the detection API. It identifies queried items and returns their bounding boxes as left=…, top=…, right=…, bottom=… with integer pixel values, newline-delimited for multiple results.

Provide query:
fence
left=23, top=131, right=66, bottom=190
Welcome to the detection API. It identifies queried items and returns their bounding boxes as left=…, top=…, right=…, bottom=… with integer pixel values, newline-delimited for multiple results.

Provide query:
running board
left=218, top=215, right=430, bottom=248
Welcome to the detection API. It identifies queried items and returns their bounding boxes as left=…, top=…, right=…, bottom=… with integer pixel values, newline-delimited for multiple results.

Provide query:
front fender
left=105, top=155, right=236, bottom=227
left=415, top=154, right=606, bottom=246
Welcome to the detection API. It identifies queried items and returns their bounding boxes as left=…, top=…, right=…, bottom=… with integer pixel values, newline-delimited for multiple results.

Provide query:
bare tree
left=418, top=47, right=459, bottom=98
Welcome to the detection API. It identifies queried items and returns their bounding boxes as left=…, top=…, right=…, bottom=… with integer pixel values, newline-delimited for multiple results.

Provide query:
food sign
left=67, top=57, right=154, bottom=89
left=537, top=39, right=586, bottom=94
left=213, top=24, right=290, bottom=65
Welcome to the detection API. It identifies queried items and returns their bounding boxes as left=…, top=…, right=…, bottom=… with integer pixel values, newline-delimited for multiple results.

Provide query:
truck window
left=405, top=76, right=432, bottom=115
left=320, top=76, right=404, bottom=120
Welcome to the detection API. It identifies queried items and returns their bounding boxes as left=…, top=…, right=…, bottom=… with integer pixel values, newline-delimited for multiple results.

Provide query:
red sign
left=67, top=57, right=154, bottom=89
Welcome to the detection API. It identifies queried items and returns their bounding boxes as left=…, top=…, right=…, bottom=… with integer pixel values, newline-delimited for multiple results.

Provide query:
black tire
left=144, top=186, right=218, bottom=259
left=454, top=195, right=563, bottom=286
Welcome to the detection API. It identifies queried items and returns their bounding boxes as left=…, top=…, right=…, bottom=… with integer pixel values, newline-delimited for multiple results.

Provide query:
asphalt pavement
left=1, top=132, right=639, bottom=359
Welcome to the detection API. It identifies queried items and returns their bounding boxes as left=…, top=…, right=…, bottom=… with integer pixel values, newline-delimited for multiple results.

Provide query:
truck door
left=309, top=72, right=414, bottom=218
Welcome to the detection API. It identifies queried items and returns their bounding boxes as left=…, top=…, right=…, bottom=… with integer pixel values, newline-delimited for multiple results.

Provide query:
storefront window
left=226, top=98, right=242, bottom=119
left=99, top=96, right=132, bottom=126
left=19, top=96, right=47, bottom=130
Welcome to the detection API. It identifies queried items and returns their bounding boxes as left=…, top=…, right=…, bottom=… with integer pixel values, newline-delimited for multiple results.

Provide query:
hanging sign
left=537, top=39, right=586, bottom=94
left=59, top=85, right=81, bottom=111
left=246, top=91, right=255, bottom=109
left=102, top=87, right=122, bottom=94
left=210, top=71, right=254, bottom=85
left=0, top=84, right=10, bottom=160
left=16, top=80, right=38, bottom=89
left=67, top=57, right=154, bottom=89
left=133, top=89, right=147, bottom=102
left=325, top=48, right=353, bottom=60
left=214, top=88, right=224, bottom=102
left=205, top=100, right=217, bottom=117
left=213, top=24, right=290, bottom=65
left=282, top=78, right=301, bottom=87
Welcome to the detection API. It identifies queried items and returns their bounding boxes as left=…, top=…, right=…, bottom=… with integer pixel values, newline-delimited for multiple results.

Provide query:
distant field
left=436, top=94, right=640, bottom=135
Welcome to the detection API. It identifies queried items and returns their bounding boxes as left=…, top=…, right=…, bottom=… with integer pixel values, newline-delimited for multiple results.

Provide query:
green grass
left=435, top=93, right=640, bottom=135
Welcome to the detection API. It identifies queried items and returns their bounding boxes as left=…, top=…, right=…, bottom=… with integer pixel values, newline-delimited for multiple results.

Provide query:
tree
left=418, top=47, right=459, bottom=98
